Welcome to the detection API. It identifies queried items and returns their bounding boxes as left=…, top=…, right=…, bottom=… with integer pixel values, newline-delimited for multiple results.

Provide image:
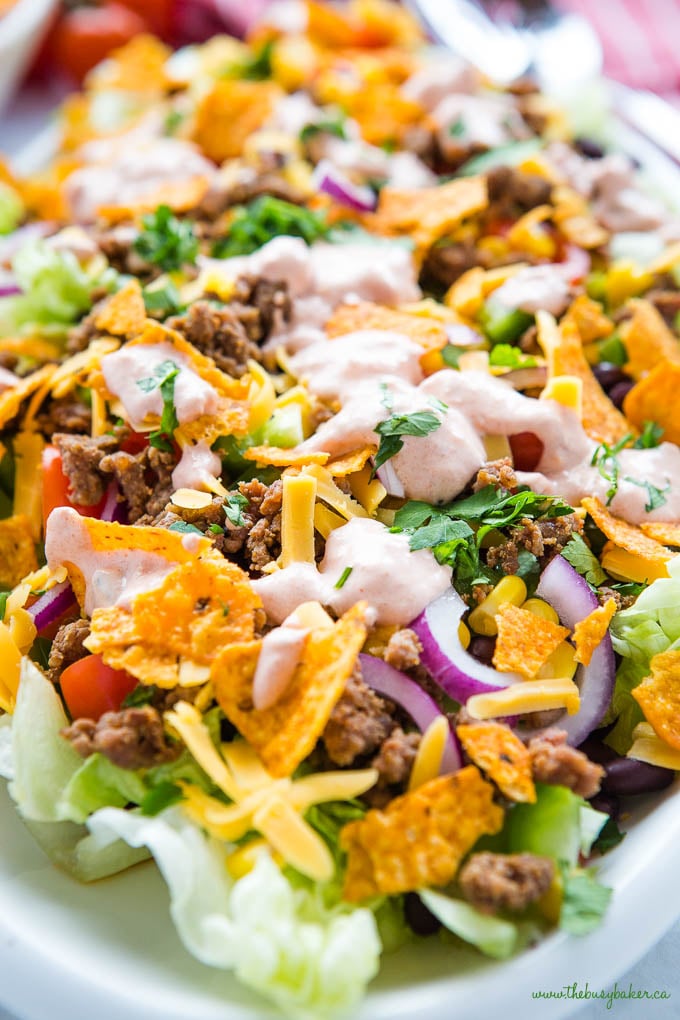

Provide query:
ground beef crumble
left=167, top=300, right=261, bottom=378
left=62, top=705, right=179, bottom=770
left=52, top=432, right=119, bottom=506
left=99, top=445, right=175, bottom=524
left=37, top=399, right=92, bottom=438
left=459, top=852, right=555, bottom=914
left=528, top=728, right=604, bottom=798
left=473, top=457, right=518, bottom=493
left=486, top=513, right=584, bottom=574
left=47, top=618, right=91, bottom=683
left=384, top=628, right=422, bottom=672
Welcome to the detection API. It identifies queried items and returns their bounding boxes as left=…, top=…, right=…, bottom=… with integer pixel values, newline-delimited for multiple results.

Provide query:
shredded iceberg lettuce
left=0, top=183, right=24, bottom=236
left=607, top=555, right=680, bottom=752
left=419, top=890, right=518, bottom=959
left=88, top=807, right=381, bottom=1019
left=57, top=753, right=148, bottom=824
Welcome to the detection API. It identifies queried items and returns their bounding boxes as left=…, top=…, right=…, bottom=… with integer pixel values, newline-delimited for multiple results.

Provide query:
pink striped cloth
left=557, top=0, right=680, bottom=95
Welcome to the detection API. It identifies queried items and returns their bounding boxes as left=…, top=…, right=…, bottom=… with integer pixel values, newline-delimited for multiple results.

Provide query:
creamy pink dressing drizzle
left=45, top=507, right=175, bottom=616
left=252, top=613, right=309, bottom=711
left=171, top=441, right=222, bottom=491
left=492, top=264, right=572, bottom=316
left=252, top=518, right=452, bottom=626
left=101, top=341, right=218, bottom=430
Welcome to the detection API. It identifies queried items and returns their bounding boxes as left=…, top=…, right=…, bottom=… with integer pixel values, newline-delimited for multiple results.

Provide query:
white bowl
left=0, top=0, right=60, bottom=114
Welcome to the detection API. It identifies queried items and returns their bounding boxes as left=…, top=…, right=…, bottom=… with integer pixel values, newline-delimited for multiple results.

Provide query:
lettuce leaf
left=559, top=865, right=612, bottom=935
left=0, top=183, right=24, bottom=235
left=419, top=890, right=518, bottom=959
left=57, top=752, right=148, bottom=824
left=607, top=555, right=680, bottom=752
left=88, top=807, right=381, bottom=1018
left=505, top=783, right=583, bottom=866
left=0, top=239, right=117, bottom=337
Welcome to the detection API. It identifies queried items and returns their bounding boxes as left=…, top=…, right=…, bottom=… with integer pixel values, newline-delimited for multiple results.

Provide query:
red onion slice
left=100, top=483, right=128, bottom=524
left=559, top=244, right=591, bottom=284
left=359, top=653, right=461, bottom=774
left=375, top=460, right=405, bottom=498
left=311, top=159, right=377, bottom=213
left=26, top=580, right=77, bottom=635
left=411, top=588, right=521, bottom=703
left=535, top=554, right=616, bottom=746
left=0, top=269, right=21, bottom=297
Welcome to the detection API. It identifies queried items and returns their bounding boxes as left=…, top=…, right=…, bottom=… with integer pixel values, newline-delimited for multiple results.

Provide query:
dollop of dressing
left=252, top=612, right=310, bottom=711
left=102, top=341, right=218, bottom=431
left=45, top=507, right=175, bottom=616
left=172, top=441, right=222, bottom=492
left=253, top=518, right=452, bottom=626
left=492, top=264, right=572, bottom=317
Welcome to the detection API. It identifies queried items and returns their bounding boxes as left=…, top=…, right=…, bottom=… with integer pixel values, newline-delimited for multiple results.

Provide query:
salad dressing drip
left=171, top=441, right=222, bottom=491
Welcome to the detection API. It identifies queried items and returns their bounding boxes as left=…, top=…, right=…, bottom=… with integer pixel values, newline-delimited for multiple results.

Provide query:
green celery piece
left=260, top=404, right=305, bottom=449
left=478, top=297, right=533, bottom=345
left=597, top=333, right=627, bottom=367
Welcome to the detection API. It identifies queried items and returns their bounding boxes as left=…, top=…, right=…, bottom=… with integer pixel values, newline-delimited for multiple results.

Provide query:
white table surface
left=0, top=87, right=677, bottom=1020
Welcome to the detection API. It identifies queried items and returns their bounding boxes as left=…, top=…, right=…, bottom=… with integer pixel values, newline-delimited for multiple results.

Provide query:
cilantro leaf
left=136, top=359, right=179, bottom=394
left=449, top=116, right=466, bottom=138
left=148, top=363, right=180, bottom=451
left=300, top=117, right=347, bottom=144
left=633, top=420, right=664, bottom=449
left=134, top=205, right=198, bottom=272
left=440, top=344, right=465, bottom=369
left=168, top=521, right=203, bottom=535
left=624, top=476, right=670, bottom=513
left=334, top=566, right=353, bottom=590
left=561, top=534, right=607, bottom=587
left=233, top=39, right=274, bottom=80
left=559, top=866, right=612, bottom=935
left=212, top=196, right=329, bottom=258
left=123, top=685, right=158, bottom=708
left=591, top=433, right=634, bottom=505
left=224, top=492, right=249, bottom=527
left=488, top=344, right=538, bottom=370
left=140, top=781, right=183, bottom=817
left=374, top=409, right=442, bottom=472
left=0, top=590, right=9, bottom=621
left=592, top=815, right=625, bottom=855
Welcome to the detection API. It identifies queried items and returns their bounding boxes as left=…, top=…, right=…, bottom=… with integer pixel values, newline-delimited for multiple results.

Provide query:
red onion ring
left=26, top=580, right=76, bottom=635
left=311, top=159, right=377, bottom=213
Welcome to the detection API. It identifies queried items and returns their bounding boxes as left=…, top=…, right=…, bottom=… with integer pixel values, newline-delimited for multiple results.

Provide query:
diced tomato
left=120, top=431, right=149, bottom=455
left=117, top=0, right=173, bottom=39
left=60, top=654, right=138, bottom=721
left=509, top=432, right=544, bottom=472
left=50, top=2, right=148, bottom=85
left=42, top=446, right=106, bottom=526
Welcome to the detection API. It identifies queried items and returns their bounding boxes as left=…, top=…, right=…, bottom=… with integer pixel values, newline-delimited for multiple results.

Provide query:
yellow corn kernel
left=537, top=869, right=563, bottom=924
left=483, top=434, right=512, bottom=461
left=522, top=598, right=560, bottom=625
left=601, top=543, right=670, bottom=584
left=537, top=640, right=577, bottom=681
left=507, top=205, right=556, bottom=260
left=458, top=621, right=471, bottom=650
left=540, top=375, right=583, bottom=416
left=468, top=576, right=528, bottom=636
left=271, top=34, right=318, bottom=91
left=477, top=235, right=509, bottom=259
left=420, top=348, right=445, bottom=375
left=605, top=261, right=654, bottom=307
left=200, top=269, right=235, bottom=303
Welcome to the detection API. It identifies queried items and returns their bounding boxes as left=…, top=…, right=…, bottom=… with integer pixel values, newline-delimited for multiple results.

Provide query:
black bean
left=592, top=362, right=628, bottom=392
left=602, top=757, right=674, bottom=796
left=469, top=635, right=496, bottom=666
left=608, top=380, right=635, bottom=409
left=575, top=137, right=605, bottom=160
left=404, top=892, right=441, bottom=936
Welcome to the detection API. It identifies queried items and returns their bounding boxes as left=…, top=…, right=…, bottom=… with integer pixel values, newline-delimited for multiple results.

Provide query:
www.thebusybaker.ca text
left=532, top=981, right=671, bottom=1010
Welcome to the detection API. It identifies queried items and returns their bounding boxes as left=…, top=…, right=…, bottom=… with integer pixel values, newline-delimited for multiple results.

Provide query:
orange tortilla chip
left=621, top=300, right=680, bottom=381
left=325, top=301, right=448, bottom=350
left=551, top=185, right=609, bottom=249
left=0, top=365, right=56, bottom=430
left=341, top=767, right=504, bottom=902
left=89, top=34, right=170, bottom=92
left=582, top=496, right=673, bottom=565
left=573, top=598, right=617, bottom=667
left=623, top=360, right=680, bottom=444
left=243, top=446, right=329, bottom=467
left=340, top=82, right=424, bottom=148
left=98, top=176, right=211, bottom=223
left=0, top=515, right=38, bottom=588
left=94, top=281, right=147, bottom=337
left=212, top=602, right=368, bottom=777
left=493, top=603, right=570, bottom=679
left=640, top=521, right=680, bottom=547
left=632, top=649, right=680, bottom=750
left=372, top=176, right=488, bottom=257
left=327, top=446, right=376, bottom=476
left=192, top=79, right=281, bottom=163
left=86, top=550, right=261, bottom=689
left=541, top=315, right=631, bottom=444
left=566, top=294, right=613, bottom=343
left=457, top=722, right=535, bottom=803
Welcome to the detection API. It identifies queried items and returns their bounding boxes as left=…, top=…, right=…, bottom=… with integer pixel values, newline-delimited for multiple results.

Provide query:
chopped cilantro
left=208, top=523, right=224, bottom=535
left=449, top=116, right=466, bottom=138
left=0, top=590, right=9, bottom=621
left=219, top=599, right=230, bottom=618
left=123, top=685, right=157, bottom=708
left=561, top=534, right=607, bottom=587
left=633, top=420, right=664, bottom=449
left=334, top=566, right=353, bottom=590
left=441, top=344, right=465, bottom=369
left=488, top=344, right=538, bottom=370
left=597, top=333, right=627, bottom=367
left=233, top=39, right=274, bottom=80
left=592, top=816, right=625, bottom=855
left=168, top=521, right=203, bottom=536
left=374, top=409, right=443, bottom=472
left=136, top=359, right=179, bottom=394
left=163, top=109, right=185, bottom=137
left=142, top=279, right=184, bottom=315
left=212, top=196, right=329, bottom=258
left=559, top=865, right=612, bottom=935
left=591, top=433, right=634, bottom=505
left=224, top=492, right=249, bottom=527
left=145, top=362, right=180, bottom=452
left=140, top=781, right=183, bottom=816
left=134, top=205, right=199, bottom=272
left=624, top=476, right=670, bottom=513
left=300, top=117, right=347, bottom=144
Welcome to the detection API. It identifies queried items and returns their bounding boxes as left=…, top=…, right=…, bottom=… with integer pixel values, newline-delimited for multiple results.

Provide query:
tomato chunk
left=60, top=654, right=138, bottom=721
left=509, top=432, right=545, bottom=472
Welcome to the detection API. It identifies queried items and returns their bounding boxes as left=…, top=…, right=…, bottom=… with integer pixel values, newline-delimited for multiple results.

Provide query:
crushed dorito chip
left=621, top=299, right=680, bottom=381
left=192, top=79, right=281, bottom=162
left=88, top=33, right=170, bottom=93
left=340, top=767, right=503, bottom=901
left=0, top=365, right=55, bottom=430
left=566, top=294, right=614, bottom=343
left=94, top=280, right=147, bottom=337
left=212, top=602, right=369, bottom=777
left=492, top=603, right=570, bottom=679
left=640, top=521, right=680, bottom=547
left=457, top=722, right=535, bottom=803
left=327, top=446, right=376, bottom=476
left=243, top=445, right=329, bottom=467
left=582, top=496, right=673, bottom=567
left=86, top=550, right=261, bottom=688
left=632, top=649, right=680, bottom=750
left=573, top=598, right=617, bottom=667
left=537, top=312, right=631, bottom=444
left=98, top=176, right=211, bottom=223
left=325, top=301, right=448, bottom=350
left=623, top=360, right=680, bottom=444
left=0, top=515, right=38, bottom=588
left=371, top=176, right=488, bottom=257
